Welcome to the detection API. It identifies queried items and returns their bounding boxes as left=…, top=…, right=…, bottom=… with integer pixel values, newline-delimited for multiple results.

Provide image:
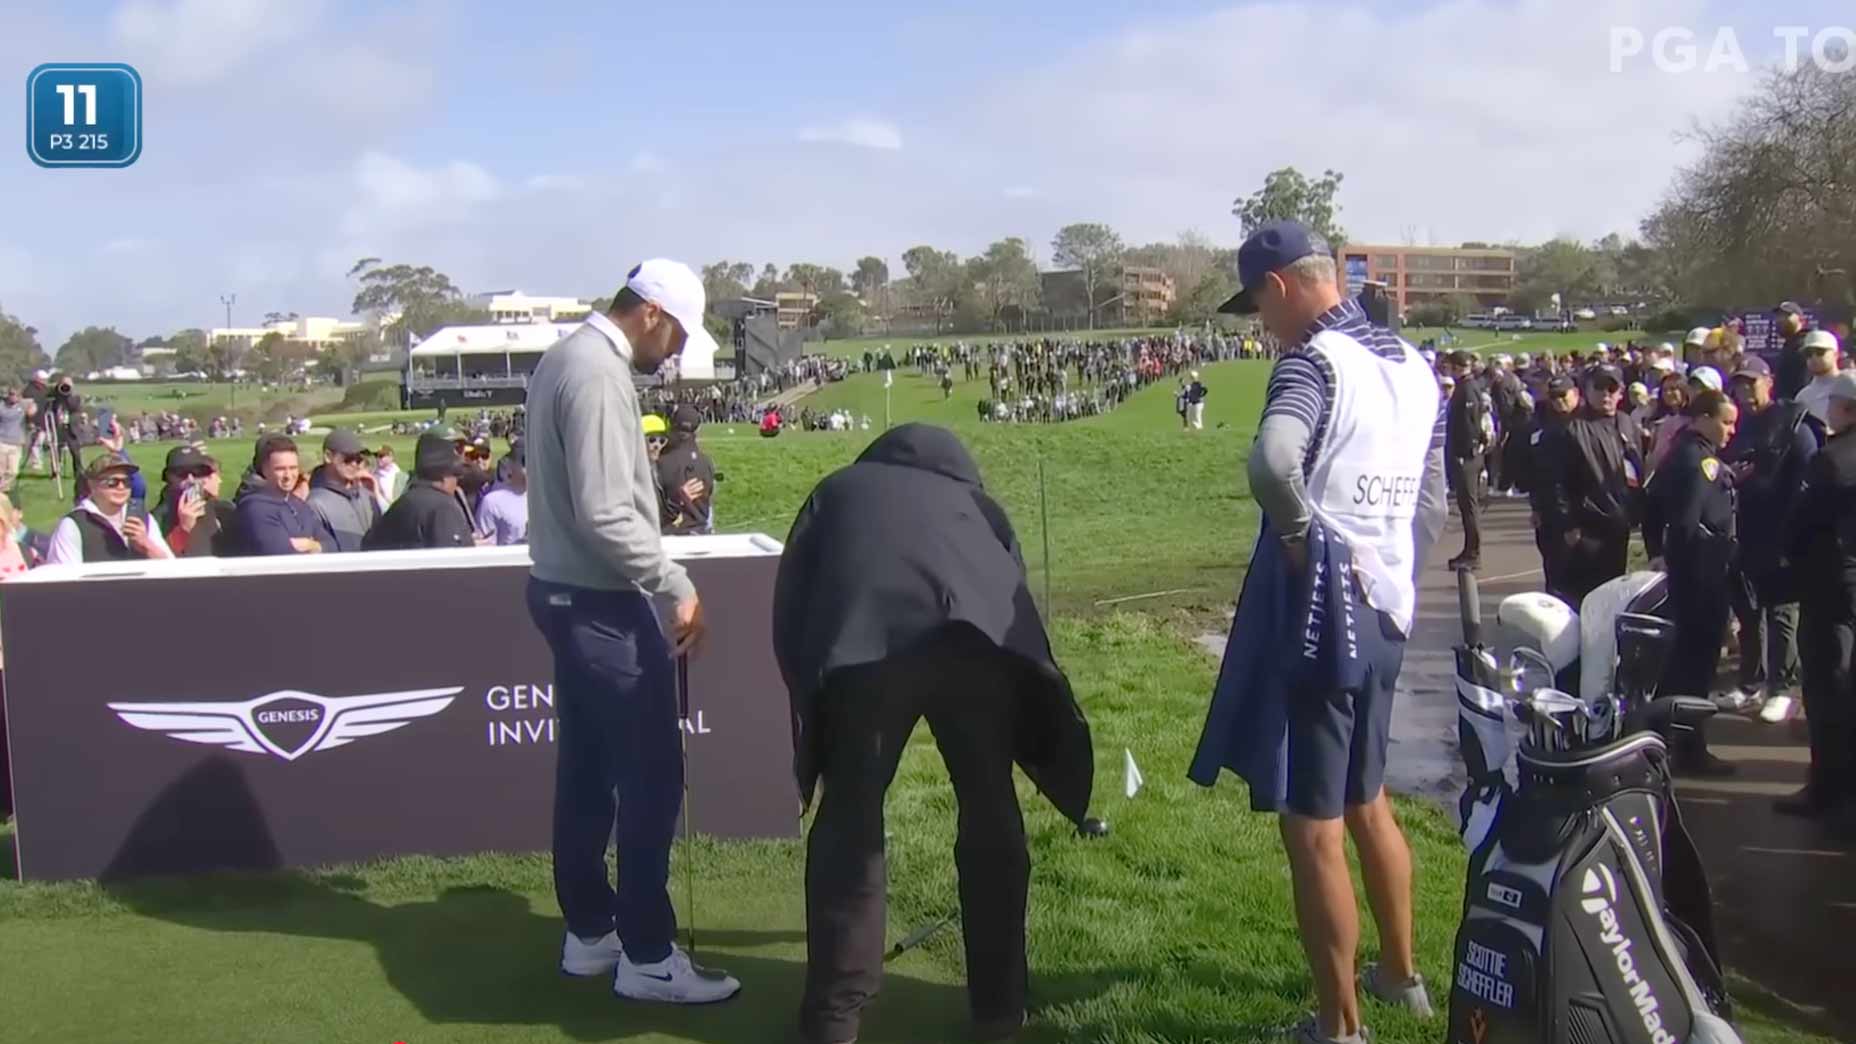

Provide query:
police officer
left=1445, top=351, right=1491, bottom=571
left=1781, top=372, right=1856, bottom=836
left=1644, top=389, right=1740, bottom=776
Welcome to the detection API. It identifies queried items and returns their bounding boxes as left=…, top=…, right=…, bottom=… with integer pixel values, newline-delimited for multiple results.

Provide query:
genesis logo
left=110, top=688, right=463, bottom=762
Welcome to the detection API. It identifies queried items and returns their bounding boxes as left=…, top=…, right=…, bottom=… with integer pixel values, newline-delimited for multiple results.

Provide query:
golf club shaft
left=884, top=911, right=956, bottom=963
left=678, top=654, right=696, bottom=959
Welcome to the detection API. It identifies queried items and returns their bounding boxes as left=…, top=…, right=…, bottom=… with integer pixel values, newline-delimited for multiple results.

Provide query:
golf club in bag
left=1447, top=567, right=1740, bottom=1044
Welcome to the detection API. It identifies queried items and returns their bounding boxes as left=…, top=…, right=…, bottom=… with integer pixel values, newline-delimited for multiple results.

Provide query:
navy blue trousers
left=526, top=579, right=682, bottom=964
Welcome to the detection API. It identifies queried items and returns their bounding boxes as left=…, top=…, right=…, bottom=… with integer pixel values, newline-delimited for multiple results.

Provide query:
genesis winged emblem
left=109, top=687, right=464, bottom=762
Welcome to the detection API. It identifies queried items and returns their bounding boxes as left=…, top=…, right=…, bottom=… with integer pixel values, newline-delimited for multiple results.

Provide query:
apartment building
left=1339, top=244, right=1517, bottom=314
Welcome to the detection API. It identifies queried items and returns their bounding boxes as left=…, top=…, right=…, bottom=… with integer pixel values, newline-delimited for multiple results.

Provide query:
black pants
left=1558, top=529, right=1630, bottom=610
left=1797, top=595, right=1856, bottom=804
left=1731, top=575, right=1800, bottom=695
left=1662, top=553, right=1733, bottom=759
left=1537, top=526, right=1563, bottom=601
left=800, top=627, right=1029, bottom=1043
left=1485, top=438, right=1504, bottom=492
left=1450, top=455, right=1483, bottom=560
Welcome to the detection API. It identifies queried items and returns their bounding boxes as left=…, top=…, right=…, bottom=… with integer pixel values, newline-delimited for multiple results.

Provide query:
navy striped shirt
left=1261, top=298, right=1448, bottom=470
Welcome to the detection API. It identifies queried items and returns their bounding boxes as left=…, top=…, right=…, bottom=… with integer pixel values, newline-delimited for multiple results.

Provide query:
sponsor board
left=0, top=552, right=797, bottom=881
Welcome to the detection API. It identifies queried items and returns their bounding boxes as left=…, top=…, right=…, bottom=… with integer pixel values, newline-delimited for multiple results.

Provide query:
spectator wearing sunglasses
left=307, top=428, right=382, bottom=553
left=157, top=445, right=234, bottom=557
left=45, top=452, right=173, bottom=565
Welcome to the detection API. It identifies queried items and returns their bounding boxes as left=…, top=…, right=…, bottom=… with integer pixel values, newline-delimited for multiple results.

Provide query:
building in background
left=1119, top=266, right=1176, bottom=324
left=1338, top=244, right=1517, bottom=316
left=775, top=292, right=819, bottom=330
left=467, top=290, right=591, bottom=324
left=209, top=316, right=370, bottom=353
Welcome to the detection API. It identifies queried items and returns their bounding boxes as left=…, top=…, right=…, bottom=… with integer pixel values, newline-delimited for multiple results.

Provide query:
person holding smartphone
left=45, top=453, right=173, bottom=564
left=157, top=445, right=230, bottom=557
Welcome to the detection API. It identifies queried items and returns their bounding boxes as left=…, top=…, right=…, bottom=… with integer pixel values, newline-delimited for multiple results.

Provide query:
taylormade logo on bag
left=1581, top=865, right=1676, bottom=1044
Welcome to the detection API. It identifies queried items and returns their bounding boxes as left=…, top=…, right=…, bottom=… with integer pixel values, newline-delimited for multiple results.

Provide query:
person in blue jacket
left=232, top=434, right=331, bottom=556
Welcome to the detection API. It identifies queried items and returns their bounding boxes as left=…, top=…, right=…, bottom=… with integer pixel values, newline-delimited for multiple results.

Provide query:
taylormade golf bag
left=1448, top=569, right=1740, bottom=1044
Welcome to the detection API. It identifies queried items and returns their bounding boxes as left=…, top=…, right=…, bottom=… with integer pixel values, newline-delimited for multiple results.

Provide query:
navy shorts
left=1283, top=609, right=1406, bottom=819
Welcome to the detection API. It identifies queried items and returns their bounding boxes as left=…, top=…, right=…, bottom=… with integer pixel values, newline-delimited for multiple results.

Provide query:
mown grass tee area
left=0, top=355, right=1831, bottom=1043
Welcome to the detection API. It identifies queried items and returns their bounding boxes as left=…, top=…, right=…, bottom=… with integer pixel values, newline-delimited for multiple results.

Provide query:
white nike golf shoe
left=561, top=930, right=624, bottom=977
left=614, top=945, right=742, bottom=1004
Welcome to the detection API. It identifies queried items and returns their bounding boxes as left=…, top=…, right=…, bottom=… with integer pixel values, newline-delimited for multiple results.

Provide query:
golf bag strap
left=1660, top=787, right=1722, bottom=973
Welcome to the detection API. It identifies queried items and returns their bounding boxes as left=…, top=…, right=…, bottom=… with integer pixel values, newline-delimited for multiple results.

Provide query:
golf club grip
left=677, top=655, right=690, bottom=719
left=1457, top=566, right=1483, bottom=647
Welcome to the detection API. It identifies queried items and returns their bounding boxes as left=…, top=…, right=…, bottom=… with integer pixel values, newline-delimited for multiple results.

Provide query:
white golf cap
left=1650, top=357, right=1676, bottom=373
left=1830, top=372, right=1856, bottom=401
left=32, top=369, right=48, bottom=381
left=1691, top=366, right=1724, bottom=391
left=623, top=259, right=706, bottom=341
left=1596, top=342, right=1609, bottom=351
left=1517, top=353, right=1532, bottom=365
left=1685, top=326, right=1712, bottom=346
left=1803, top=329, right=1840, bottom=352
left=1657, top=342, right=1675, bottom=353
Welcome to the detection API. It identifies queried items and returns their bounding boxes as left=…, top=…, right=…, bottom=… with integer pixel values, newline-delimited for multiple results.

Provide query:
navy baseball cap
left=1584, top=364, right=1625, bottom=390
left=1218, top=220, right=1329, bottom=315
left=1730, top=354, right=1772, bottom=381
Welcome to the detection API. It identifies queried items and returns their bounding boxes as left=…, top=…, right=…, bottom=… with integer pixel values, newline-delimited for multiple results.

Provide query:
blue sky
left=1, top=0, right=1848, bottom=347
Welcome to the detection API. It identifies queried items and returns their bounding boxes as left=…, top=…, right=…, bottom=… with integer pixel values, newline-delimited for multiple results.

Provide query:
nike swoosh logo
left=641, top=972, right=674, bottom=982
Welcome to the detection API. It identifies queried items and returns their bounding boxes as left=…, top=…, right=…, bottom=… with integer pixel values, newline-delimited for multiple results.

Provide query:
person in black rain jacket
left=772, top=423, right=1093, bottom=1044
left=1780, top=372, right=1856, bottom=835
left=1534, top=365, right=1644, bottom=607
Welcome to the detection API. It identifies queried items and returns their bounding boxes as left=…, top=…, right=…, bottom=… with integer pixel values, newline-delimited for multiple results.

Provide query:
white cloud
left=798, top=117, right=904, bottom=151
left=112, top=0, right=322, bottom=85
left=978, top=0, right=1752, bottom=245
left=525, top=174, right=586, bottom=193
left=341, top=152, right=501, bottom=239
left=631, top=151, right=668, bottom=174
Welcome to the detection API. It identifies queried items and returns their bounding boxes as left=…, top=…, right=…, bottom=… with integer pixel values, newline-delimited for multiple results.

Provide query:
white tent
left=408, top=322, right=581, bottom=358
left=674, top=325, right=718, bottom=381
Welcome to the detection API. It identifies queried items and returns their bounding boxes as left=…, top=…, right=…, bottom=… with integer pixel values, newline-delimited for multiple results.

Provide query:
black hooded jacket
left=772, top=423, right=1094, bottom=825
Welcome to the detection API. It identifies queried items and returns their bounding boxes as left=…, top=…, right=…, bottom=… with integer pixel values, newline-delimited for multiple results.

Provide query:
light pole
left=220, top=293, right=237, bottom=409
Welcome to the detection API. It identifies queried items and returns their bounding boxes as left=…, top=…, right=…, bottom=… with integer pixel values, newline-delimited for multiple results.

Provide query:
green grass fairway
left=0, top=362, right=1834, bottom=1043
left=71, top=380, right=346, bottom=421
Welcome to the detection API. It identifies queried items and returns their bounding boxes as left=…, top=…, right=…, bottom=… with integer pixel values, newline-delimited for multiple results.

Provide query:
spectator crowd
left=1437, top=305, right=1856, bottom=833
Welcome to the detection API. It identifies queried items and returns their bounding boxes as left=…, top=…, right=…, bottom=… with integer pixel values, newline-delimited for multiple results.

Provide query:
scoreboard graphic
left=26, top=62, right=142, bottom=169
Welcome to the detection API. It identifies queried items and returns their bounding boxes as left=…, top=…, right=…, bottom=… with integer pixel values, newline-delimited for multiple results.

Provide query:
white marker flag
left=1123, top=748, right=1145, bottom=799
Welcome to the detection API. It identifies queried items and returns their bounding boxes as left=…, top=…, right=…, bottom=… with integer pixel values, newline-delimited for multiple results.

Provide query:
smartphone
left=182, top=478, right=202, bottom=505
left=127, top=496, right=146, bottom=523
left=96, top=406, right=115, bottom=438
